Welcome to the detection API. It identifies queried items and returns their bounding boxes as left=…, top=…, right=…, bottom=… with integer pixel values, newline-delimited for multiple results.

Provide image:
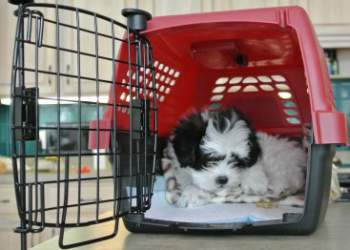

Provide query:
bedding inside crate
left=130, top=176, right=304, bottom=224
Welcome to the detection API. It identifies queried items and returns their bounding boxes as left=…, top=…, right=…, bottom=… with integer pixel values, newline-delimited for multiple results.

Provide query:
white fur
left=201, top=119, right=251, bottom=159
left=255, top=132, right=306, bottom=198
left=163, top=110, right=306, bottom=208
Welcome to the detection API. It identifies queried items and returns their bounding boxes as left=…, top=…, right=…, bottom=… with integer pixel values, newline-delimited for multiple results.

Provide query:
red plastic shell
left=89, top=6, right=348, bottom=150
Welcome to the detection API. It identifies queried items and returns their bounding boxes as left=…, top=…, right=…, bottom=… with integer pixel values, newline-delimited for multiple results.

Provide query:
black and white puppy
left=162, top=108, right=306, bottom=208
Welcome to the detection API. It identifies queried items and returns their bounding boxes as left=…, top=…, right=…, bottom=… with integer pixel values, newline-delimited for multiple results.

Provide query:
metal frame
left=9, top=2, right=156, bottom=249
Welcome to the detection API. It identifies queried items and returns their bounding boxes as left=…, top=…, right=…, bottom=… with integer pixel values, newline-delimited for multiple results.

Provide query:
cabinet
left=56, top=0, right=126, bottom=97
left=2, top=0, right=350, bottom=99
left=0, top=2, right=17, bottom=97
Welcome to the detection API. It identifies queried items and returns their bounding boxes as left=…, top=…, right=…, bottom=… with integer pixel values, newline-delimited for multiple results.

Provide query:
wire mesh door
left=10, top=2, right=157, bottom=249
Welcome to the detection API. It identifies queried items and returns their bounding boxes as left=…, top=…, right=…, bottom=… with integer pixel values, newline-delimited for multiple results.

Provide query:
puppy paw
left=265, top=184, right=293, bottom=200
left=173, top=186, right=213, bottom=208
left=241, top=179, right=268, bottom=196
left=241, top=165, right=269, bottom=196
left=214, top=188, right=243, bottom=203
left=222, top=194, right=243, bottom=203
left=165, top=189, right=182, bottom=205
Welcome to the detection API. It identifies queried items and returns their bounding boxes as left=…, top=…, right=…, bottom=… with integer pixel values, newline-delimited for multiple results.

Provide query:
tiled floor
left=30, top=202, right=350, bottom=250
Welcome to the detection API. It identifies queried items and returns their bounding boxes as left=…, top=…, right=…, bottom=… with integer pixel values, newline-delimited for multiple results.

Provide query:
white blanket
left=142, top=177, right=304, bottom=224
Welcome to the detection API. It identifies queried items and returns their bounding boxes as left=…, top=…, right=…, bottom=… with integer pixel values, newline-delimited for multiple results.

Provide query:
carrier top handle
left=122, top=8, right=152, bottom=32
left=8, top=0, right=33, bottom=4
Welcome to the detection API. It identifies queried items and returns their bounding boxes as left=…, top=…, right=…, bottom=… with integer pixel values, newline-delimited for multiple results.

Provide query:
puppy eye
left=229, top=162, right=238, bottom=168
left=203, top=161, right=216, bottom=168
left=228, top=158, right=239, bottom=168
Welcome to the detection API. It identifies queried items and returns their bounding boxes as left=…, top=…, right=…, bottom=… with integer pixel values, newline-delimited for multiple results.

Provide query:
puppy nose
left=216, top=176, right=228, bottom=185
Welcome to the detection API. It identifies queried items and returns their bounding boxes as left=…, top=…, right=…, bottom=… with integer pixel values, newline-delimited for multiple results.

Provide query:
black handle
left=122, top=8, right=152, bottom=32
left=8, top=0, right=33, bottom=4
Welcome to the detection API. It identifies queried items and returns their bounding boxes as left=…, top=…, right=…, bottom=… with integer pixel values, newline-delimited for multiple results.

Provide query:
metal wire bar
left=16, top=40, right=135, bottom=67
left=10, top=3, right=156, bottom=249
left=18, top=6, right=28, bottom=248
left=110, top=17, right=118, bottom=220
left=126, top=25, right=133, bottom=214
left=33, top=12, right=42, bottom=225
left=54, top=4, right=61, bottom=227
left=93, top=12, right=101, bottom=222
left=75, top=8, right=82, bottom=224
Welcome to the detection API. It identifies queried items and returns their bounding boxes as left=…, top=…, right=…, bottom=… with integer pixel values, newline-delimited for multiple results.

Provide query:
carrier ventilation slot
left=119, top=60, right=180, bottom=108
left=210, top=74, right=301, bottom=125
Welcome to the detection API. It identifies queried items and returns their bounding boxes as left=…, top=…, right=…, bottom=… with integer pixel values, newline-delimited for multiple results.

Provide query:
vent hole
left=278, top=91, right=292, bottom=99
left=286, top=117, right=301, bottom=124
left=243, top=77, right=258, bottom=84
left=235, top=54, right=248, bottom=66
left=283, top=101, right=296, bottom=108
left=212, top=86, right=226, bottom=94
left=260, top=84, right=274, bottom=91
left=215, top=77, right=229, bottom=85
left=229, top=77, right=242, bottom=84
left=257, top=76, right=272, bottom=83
left=243, top=85, right=258, bottom=92
left=227, top=86, right=241, bottom=93
left=276, top=83, right=290, bottom=90
left=284, top=109, right=298, bottom=116
left=211, top=95, right=223, bottom=102
left=271, top=75, right=286, bottom=82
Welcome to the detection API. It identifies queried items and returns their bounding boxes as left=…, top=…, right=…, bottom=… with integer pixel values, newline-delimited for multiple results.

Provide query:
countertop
left=31, top=202, right=350, bottom=250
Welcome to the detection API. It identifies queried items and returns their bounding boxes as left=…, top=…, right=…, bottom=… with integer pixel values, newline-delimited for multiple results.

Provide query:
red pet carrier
left=90, top=6, right=348, bottom=234
left=8, top=0, right=348, bottom=249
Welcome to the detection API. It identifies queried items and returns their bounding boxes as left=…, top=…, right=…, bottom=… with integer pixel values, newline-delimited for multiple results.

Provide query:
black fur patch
left=200, top=153, right=226, bottom=168
left=229, top=132, right=261, bottom=168
left=170, top=108, right=261, bottom=171
left=211, top=109, right=237, bottom=132
left=171, top=112, right=208, bottom=170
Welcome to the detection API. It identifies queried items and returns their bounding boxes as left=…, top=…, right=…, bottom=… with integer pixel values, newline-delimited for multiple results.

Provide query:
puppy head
left=169, top=108, right=261, bottom=194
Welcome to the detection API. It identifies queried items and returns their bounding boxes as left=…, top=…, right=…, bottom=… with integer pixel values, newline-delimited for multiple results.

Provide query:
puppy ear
left=233, top=132, right=261, bottom=168
left=171, top=112, right=208, bottom=169
left=245, top=132, right=262, bottom=167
